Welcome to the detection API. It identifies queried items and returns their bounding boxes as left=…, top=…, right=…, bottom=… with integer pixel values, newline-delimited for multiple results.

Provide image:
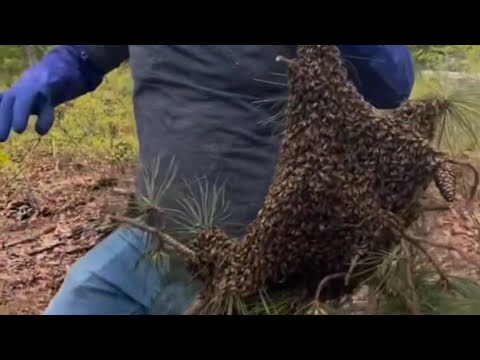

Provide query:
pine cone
left=434, top=162, right=456, bottom=202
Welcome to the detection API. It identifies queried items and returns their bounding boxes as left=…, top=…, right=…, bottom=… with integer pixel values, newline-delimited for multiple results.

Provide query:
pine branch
left=111, top=215, right=197, bottom=261
left=449, top=160, right=479, bottom=202
left=401, top=240, right=422, bottom=315
left=183, top=295, right=208, bottom=315
left=314, top=273, right=346, bottom=302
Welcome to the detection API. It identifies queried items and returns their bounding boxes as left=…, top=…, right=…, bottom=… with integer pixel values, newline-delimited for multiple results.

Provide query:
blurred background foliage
left=0, top=45, right=480, bottom=168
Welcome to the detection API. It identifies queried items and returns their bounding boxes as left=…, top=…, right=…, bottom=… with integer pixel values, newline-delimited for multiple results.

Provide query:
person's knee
left=44, top=268, right=145, bottom=315
left=44, top=228, right=158, bottom=315
left=44, top=227, right=201, bottom=315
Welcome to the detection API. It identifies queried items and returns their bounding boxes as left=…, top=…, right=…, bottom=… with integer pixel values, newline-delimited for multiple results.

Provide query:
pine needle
left=414, top=76, right=480, bottom=154
left=130, top=156, right=180, bottom=235
left=127, top=156, right=183, bottom=265
left=251, top=289, right=297, bottom=315
left=112, top=215, right=197, bottom=261
left=378, top=266, right=480, bottom=315
left=168, top=177, right=232, bottom=241
left=204, top=294, right=249, bottom=315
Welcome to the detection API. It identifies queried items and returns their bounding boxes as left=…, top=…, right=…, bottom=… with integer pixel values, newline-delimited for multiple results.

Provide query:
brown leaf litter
left=0, top=159, right=134, bottom=314
left=0, top=157, right=479, bottom=315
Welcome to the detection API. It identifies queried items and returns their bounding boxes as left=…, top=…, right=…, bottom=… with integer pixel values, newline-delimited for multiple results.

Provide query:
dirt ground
left=1, top=159, right=480, bottom=315
left=0, top=159, right=135, bottom=314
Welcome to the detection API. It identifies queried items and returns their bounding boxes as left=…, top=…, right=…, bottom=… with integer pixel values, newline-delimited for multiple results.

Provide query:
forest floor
left=1, top=156, right=480, bottom=315
left=0, top=157, right=136, bottom=314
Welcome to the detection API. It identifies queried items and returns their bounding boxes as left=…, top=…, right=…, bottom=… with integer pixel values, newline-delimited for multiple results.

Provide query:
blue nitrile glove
left=337, top=45, right=415, bottom=109
left=0, top=45, right=106, bottom=142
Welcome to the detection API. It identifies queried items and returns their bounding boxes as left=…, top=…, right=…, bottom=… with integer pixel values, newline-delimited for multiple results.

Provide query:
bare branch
left=315, top=273, right=346, bottom=301
left=183, top=295, right=208, bottom=315
left=276, top=56, right=294, bottom=65
left=401, top=240, right=422, bottom=315
left=449, top=160, right=479, bottom=202
left=345, top=254, right=359, bottom=287
left=421, top=205, right=452, bottom=212
left=408, top=237, right=451, bottom=287
left=383, top=211, right=452, bottom=286
left=111, top=215, right=197, bottom=261
left=407, top=232, right=480, bottom=270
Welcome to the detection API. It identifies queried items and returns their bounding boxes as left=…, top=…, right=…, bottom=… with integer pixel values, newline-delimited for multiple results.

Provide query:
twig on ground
left=111, top=188, right=133, bottom=197
left=3, top=225, right=56, bottom=250
left=89, top=177, right=118, bottom=191
left=27, top=241, right=63, bottom=256
left=56, top=200, right=88, bottom=215
left=65, top=245, right=95, bottom=255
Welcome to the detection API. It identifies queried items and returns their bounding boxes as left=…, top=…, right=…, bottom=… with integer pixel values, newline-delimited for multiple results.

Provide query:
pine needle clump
left=115, top=45, right=480, bottom=315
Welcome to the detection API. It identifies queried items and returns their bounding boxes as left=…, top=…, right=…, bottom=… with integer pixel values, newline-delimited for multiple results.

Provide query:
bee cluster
left=149, top=45, right=472, bottom=314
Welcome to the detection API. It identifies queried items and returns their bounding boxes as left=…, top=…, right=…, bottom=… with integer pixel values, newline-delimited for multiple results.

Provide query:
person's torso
left=128, top=45, right=298, bottom=236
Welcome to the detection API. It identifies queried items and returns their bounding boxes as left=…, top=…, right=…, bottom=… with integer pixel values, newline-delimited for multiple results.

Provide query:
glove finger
left=0, top=92, right=15, bottom=142
left=12, top=93, right=36, bottom=134
left=35, top=104, right=54, bottom=136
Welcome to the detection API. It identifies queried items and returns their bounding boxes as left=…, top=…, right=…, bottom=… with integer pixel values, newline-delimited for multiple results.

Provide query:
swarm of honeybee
left=120, top=45, right=479, bottom=315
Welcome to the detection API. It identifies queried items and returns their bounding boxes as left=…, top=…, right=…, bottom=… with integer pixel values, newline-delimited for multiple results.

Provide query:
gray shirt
left=83, top=45, right=298, bottom=236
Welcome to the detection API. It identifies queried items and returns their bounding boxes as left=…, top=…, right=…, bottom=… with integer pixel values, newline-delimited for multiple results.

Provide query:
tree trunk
left=24, top=45, right=38, bottom=66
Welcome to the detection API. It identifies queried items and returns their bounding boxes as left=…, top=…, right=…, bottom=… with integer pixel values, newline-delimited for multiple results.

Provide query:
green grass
left=2, top=51, right=480, bottom=169
left=0, top=65, right=138, bottom=170
left=410, top=68, right=480, bottom=156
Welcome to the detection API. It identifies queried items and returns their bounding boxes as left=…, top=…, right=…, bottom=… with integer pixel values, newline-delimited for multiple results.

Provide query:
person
left=0, top=45, right=415, bottom=315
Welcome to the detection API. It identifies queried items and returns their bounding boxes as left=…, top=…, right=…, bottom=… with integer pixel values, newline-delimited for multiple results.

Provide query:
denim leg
left=44, top=227, right=202, bottom=315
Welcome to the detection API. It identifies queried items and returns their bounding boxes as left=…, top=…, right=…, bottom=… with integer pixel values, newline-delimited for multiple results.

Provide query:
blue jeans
left=44, top=227, right=202, bottom=315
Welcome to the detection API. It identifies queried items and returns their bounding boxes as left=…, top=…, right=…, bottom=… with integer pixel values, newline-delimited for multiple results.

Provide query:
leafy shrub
left=0, top=65, right=138, bottom=169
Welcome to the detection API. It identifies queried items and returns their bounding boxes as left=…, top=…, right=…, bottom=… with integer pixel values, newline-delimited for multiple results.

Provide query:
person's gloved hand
left=0, top=45, right=105, bottom=142
left=337, top=45, right=415, bottom=109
